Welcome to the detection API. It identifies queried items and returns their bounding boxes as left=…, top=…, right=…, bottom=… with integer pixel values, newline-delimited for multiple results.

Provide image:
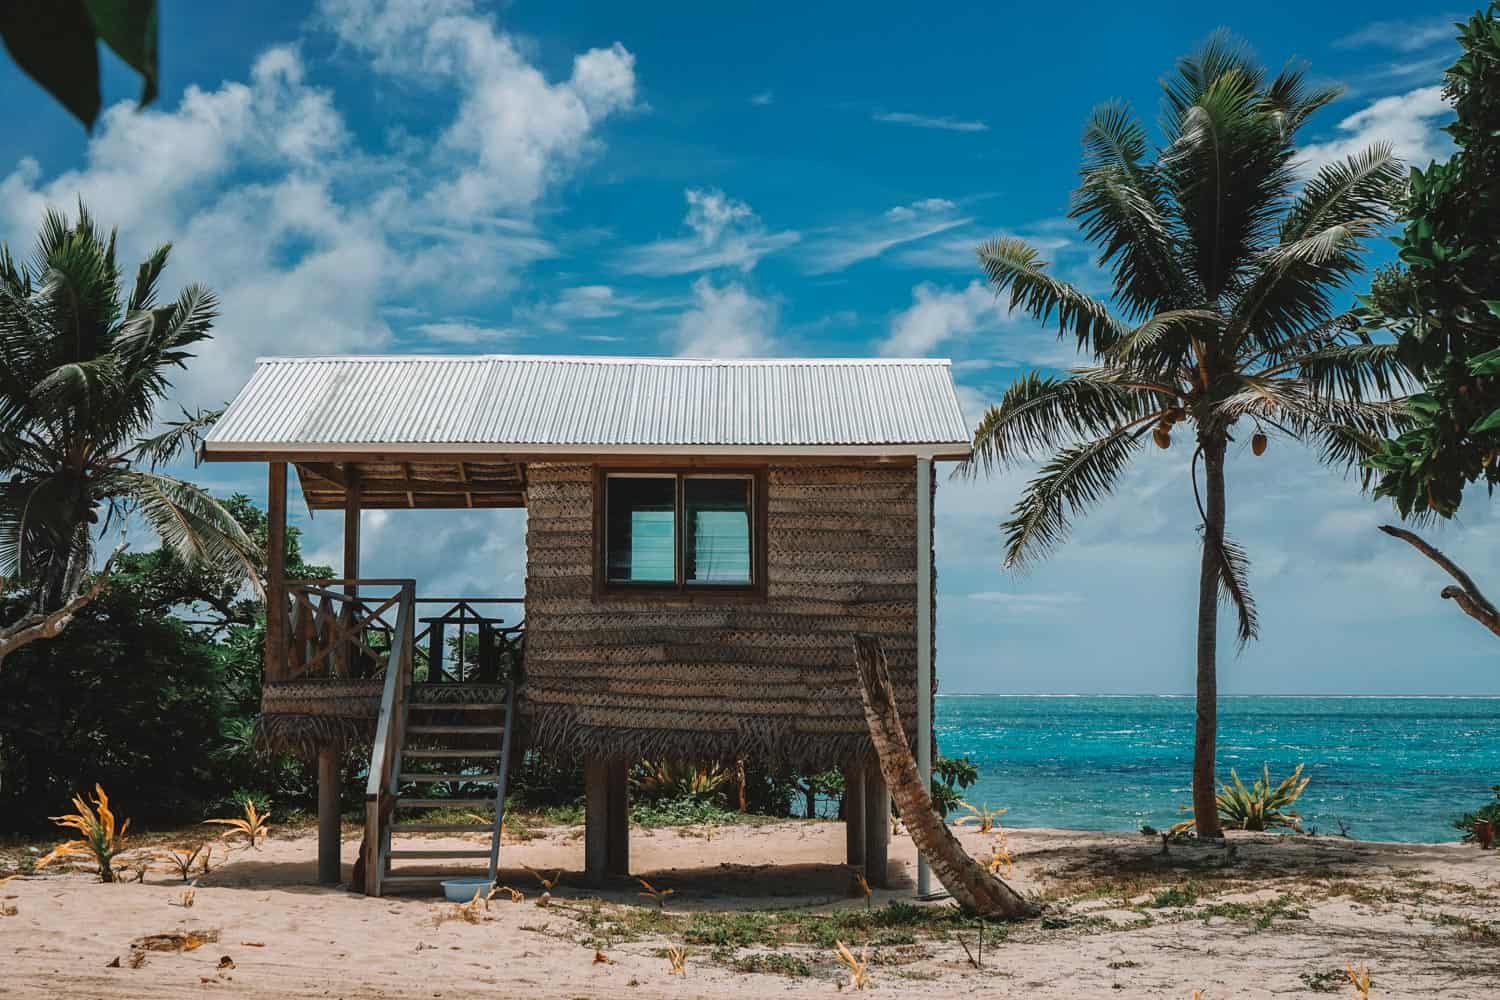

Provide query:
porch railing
left=270, top=582, right=524, bottom=684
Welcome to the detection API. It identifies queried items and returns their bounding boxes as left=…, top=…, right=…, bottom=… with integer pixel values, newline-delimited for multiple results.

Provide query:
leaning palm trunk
left=852, top=635, right=1036, bottom=919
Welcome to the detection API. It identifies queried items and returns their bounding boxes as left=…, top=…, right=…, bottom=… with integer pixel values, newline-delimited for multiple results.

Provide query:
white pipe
left=915, top=458, right=933, bottom=898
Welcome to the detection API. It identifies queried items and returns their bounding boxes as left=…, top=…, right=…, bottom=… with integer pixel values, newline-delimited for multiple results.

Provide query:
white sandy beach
left=4, top=820, right=1499, bottom=999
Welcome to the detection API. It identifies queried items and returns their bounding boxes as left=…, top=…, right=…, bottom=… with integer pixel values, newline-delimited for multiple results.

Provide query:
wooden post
left=606, top=759, right=630, bottom=876
left=915, top=457, right=933, bottom=897
left=864, top=760, right=891, bottom=889
left=844, top=763, right=866, bottom=870
left=264, top=462, right=287, bottom=681
left=318, top=748, right=340, bottom=884
left=584, top=757, right=609, bottom=885
left=343, top=469, right=360, bottom=594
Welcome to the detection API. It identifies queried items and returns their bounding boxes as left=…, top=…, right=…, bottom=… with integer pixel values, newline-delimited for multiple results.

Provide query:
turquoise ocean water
left=936, top=696, right=1500, bottom=843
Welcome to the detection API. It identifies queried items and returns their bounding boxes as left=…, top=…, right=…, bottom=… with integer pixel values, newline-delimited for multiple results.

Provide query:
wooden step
left=380, top=873, right=486, bottom=890
left=401, top=773, right=501, bottom=783
left=390, top=822, right=493, bottom=834
left=406, top=724, right=505, bottom=736
left=402, top=748, right=500, bottom=759
left=388, top=848, right=493, bottom=860
left=408, top=702, right=505, bottom=712
left=396, top=797, right=497, bottom=809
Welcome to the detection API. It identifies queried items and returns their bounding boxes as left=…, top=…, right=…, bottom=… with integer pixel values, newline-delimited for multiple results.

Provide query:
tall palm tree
left=965, top=37, right=1405, bottom=837
left=0, top=204, right=256, bottom=664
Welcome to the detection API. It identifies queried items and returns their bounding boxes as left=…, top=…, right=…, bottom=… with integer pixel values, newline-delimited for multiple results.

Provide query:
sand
left=3, top=819, right=1499, bottom=998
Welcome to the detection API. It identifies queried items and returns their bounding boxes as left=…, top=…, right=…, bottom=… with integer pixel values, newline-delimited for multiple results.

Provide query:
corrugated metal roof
left=203, top=355, right=972, bottom=456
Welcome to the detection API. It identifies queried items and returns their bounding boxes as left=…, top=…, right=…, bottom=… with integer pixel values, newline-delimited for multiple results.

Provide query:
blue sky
left=0, top=1, right=1488, bottom=694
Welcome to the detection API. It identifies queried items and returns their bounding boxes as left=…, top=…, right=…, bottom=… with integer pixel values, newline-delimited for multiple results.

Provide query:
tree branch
left=0, top=543, right=128, bottom=667
left=1378, top=525, right=1500, bottom=639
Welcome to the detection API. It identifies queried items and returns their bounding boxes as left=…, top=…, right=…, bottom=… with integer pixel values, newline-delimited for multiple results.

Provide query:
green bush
left=1454, top=785, right=1500, bottom=844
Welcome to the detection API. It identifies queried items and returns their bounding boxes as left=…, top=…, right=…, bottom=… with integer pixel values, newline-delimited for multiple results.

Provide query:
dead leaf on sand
left=218, top=956, right=235, bottom=970
left=239, top=941, right=265, bottom=947
left=132, top=928, right=221, bottom=952
left=105, top=956, right=121, bottom=968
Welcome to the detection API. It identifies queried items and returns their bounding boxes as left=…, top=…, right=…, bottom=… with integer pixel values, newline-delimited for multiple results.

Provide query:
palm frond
left=1072, top=101, right=1189, bottom=316
left=963, top=372, right=1162, bottom=476
left=129, top=407, right=223, bottom=470
left=1212, top=531, right=1259, bottom=646
left=114, top=470, right=262, bottom=592
left=1283, top=143, right=1403, bottom=242
left=1105, top=309, right=1220, bottom=363
left=1002, top=426, right=1147, bottom=568
left=976, top=237, right=1129, bottom=354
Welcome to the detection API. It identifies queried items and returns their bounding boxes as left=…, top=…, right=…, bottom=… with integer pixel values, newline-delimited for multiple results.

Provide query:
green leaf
left=0, top=0, right=158, bottom=129
left=1469, top=409, right=1500, bottom=435
left=83, top=0, right=158, bottom=107
left=0, top=0, right=102, bottom=127
left=1485, top=300, right=1500, bottom=320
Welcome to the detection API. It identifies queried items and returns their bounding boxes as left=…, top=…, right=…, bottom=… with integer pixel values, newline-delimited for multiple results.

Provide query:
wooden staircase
left=379, top=683, right=516, bottom=891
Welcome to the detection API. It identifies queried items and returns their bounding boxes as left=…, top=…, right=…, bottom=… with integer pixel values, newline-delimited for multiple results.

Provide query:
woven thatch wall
left=522, top=462, right=929, bottom=768
left=254, top=679, right=383, bottom=758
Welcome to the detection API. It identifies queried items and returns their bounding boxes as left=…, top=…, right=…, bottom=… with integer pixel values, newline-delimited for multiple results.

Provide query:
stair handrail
left=363, top=580, right=416, bottom=896
left=487, top=664, right=519, bottom=882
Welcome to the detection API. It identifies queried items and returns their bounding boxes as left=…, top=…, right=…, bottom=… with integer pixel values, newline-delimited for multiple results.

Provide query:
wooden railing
left=273, top=579, right=416, bottom=682
left=362, top=580, right=416, bottom=898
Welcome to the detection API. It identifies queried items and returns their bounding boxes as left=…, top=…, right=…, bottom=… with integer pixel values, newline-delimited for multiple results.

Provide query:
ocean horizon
left=935, top=695, right=1500, bottom=843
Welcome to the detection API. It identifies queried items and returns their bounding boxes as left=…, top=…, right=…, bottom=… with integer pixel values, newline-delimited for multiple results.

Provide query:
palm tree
left=965, top=37, right=1405, bottom=837
left=0, top=204, right=256, bottom=664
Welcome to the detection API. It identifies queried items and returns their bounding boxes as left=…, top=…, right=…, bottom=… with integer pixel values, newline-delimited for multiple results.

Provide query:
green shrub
left=1454, top=785, right=1500, bottom=844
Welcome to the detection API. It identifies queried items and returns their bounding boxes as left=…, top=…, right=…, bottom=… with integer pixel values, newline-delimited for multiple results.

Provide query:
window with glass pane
left=605, top=476, right=676, bottom=583
left=684, top=477, right=752, bottom=585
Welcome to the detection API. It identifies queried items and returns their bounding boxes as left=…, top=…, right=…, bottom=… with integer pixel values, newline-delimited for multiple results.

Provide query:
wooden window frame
left=593, top=466, right=768, bottom=602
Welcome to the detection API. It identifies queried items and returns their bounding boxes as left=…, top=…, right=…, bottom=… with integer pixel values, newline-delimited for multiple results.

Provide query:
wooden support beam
left=584, top=757, right=608, bottom=886
left=915, top=457, right=934, bottom=897
left=606, top=759, right=630, bottom=877
left=864, top=760, right=891, bottom=889
left=343, top=470, right=361, bottom=594
left=844, top=763, right=866, bottom=872
left=265, top=462, right=288, bottom=682
left=318, top=748, right=341, bottom=884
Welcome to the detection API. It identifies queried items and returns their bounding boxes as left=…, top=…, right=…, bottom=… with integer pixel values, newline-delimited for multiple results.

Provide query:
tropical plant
left=1360, top=7, right=1500, bottom=638
left=631, top=760, right=732, bottom=801
left=204, top=798, right=271, bottom=850
left=1454, top=784, right=1500, bottom=845
left=0, top=1, right=158, bottom=129
left=965, top=36, right=1404, bottom=836
left=35, top=783, right=131, bottom=882
left=0, top=204, right=258, bottom=665
left=1215, top=763, right=1310, bottom=831
left=955, top=801, right=1008, bottom=834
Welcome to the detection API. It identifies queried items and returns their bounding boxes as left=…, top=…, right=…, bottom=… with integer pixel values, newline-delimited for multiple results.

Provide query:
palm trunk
left=852, top=635, right=1036, bottom=918
left=1192, top=438, right=1226, bottom=839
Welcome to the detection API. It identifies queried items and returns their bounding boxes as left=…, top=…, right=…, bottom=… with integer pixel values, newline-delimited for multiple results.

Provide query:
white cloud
left=0, top=4, right=639, bottom=408
left=319, top=0, right=637, bottom=217
left=518, top=284, right=683, bottom=330
left=895, top=219, right=1074, bottom=271
left=1335, top=16, right=1459, bottom=53
left=1298, top=86, right=1454, bottom=173
left=873, top=111, right=988, bottom=133
left=881, top=280, right=1003, bottom=356
left=801, top=197, right=970, bottom=274
left=410, top=321, right=518, bottom=345
left=619, top=188, right=800, bottom=276
left=665, top=277, right=777, bottom=357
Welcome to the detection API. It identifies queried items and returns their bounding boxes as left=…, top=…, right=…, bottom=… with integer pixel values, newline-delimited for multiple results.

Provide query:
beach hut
left=202, top=355, right=970, bottom=895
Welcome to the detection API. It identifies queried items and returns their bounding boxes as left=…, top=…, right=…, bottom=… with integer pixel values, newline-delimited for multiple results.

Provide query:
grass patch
left=731, top=951, right=816, bottom=977
left=1146, top=881, right=1203, bottom=908
left=1198, top=893, right=1308, bottom=930
left=1299, top=968, right=1349, bottom=993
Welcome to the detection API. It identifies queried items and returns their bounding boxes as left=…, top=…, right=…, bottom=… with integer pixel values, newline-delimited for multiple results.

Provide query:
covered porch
left=256, top=456, right=529, bottom=895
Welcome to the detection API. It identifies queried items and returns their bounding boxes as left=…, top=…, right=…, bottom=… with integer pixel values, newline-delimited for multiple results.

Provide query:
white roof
left=203, top=355, right=972, bottom=458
